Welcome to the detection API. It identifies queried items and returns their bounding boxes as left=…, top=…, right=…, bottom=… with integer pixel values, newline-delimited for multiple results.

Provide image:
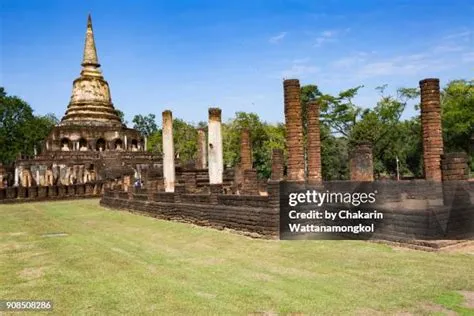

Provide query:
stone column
left=307, top=100, right=322, bottom=182
left=144, top=137, right=148, bottom=152
left=124, top=135, right=128, bottom=150
left=240, top=128, right=252, bottom=171
left=420, top=78, right=443, bottom=181
left=162, top=110, right=175, bottom=192
left=14, top=167, right=19, bottom=187
left=196, top=128, right=207, bottom=169
left=350, top=142, right=374, bottom=181
left=208, top=108, right=223, bottom=184
left=284, top=79, right=305, bottom=181
left=271, top=148, right=284, bottom=181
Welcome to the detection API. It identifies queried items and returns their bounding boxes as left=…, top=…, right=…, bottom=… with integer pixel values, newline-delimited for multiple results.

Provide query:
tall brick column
left=350, top=142, right=374, bottom=181
left=196, top=128, right=207, bottom=169
left=208, top=108, right=223, bottom=184
left=240, top=128, right=253, bottom=171
left=271, top=148, right=284, bottom=181
left=162, top=110, right=175, bottom=192
left=420, top=78, right=444, bottom=181
left=307, top=100, right=322, bottom=182
left=284, top=79, right=305, bottom=181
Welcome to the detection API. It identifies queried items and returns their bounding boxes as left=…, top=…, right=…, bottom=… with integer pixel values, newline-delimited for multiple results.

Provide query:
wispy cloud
left=280, top=57, right=319, bottom=78
left=282, top=64, right=320, bottom=78
left=433, top=44, right=465, bottom=53
left=443, top=30, right=472, bottom=40
left=269, top=32, right=287, bottom=44
left=313, top=28, right=351, bottom=47
left=462, top=51, right=474, bottom=62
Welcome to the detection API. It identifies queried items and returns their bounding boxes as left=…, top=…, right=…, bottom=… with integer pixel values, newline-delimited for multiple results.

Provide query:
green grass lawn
left=1, top=200, right=473, bottom=315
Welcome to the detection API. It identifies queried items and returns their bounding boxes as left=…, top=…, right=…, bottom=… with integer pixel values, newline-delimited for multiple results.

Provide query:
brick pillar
left=209, top=184, right=222, bottom=204
left=183, top=171, right=197, bottom=193
left=266, top=180, right=281, bottom=239
left=307, top=100, right=322, bottom=182
left=162, top=110, right=175, bottom=192
left=196, top=128, right=207, bottom=169
left=271, top=148, right=284, bottom=181
left=174, top=184, right=185, bottom=203
left=420, top=78, right=444, bottom=181
left=350, top=142, right=374, bottom=181
left=284, top=79, right=305, bottom=181
left=241, top=169, right=258, bottom=195
left=441, top=152, right=469, bottom=181
left=441, top=152, right=471, bottom=238
left=240, top=128, right=252, bottom=171
left=208, top=108, right=223, bottom=185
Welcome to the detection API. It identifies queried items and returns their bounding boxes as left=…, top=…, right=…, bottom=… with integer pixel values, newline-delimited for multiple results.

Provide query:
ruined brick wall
left=100, top=178, right=472, bottom=244
left=101, top=185, right=279, bottom=238
left=0, top=181, right=104, bottom=204
left=284, top=79, right=305, bottom=181
left=420, top=78, right=444, bottom=181
left=441, top=152, right=471, bottom=208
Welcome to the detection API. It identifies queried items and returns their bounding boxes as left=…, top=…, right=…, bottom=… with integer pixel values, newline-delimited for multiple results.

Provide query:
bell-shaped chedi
left=59, top=14, right=123, bottom=127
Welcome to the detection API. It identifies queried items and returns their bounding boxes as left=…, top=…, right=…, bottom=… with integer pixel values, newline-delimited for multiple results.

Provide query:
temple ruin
left=97, top=78, right=472, bottom=247
left=0, top=15, right=472, bottom=249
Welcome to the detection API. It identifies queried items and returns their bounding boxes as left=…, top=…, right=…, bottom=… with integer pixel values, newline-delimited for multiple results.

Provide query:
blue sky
left=1, top=0, right=473, bottom=126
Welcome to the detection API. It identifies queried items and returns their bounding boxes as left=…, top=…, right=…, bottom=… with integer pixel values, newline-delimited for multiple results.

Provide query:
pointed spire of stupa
left=81, top=14, right=102, bottom=77
left=59, top=14, right=123, bottom=127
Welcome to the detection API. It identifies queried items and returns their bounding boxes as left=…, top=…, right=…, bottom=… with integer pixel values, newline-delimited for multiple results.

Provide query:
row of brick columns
left=279, top=78, right=468, bottom=183
left=346, top=78, right=446, bottom=181
left=280, top=79, right=323, bottom=182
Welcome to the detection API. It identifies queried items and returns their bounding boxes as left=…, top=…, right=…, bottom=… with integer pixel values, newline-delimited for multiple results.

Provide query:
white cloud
left=269, top=32, right=287, bottom=44
left=313, top=28, right=351, bottom=47
left=331, top=51, right=372, bottom=68
left=443, top=30, right=472, bottom=40
left=433, top=44, right=465, bottom=53
left=281, top=64, right=320, bottom=78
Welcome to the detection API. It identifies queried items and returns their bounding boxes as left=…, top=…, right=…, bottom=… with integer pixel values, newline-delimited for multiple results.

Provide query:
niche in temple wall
left=70, top=79, right=111, bottom=103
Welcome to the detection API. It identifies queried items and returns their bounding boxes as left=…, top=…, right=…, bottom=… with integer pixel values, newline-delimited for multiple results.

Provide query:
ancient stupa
left=44, top=14, right=143, bottom=152
left=10, top=14, right=160, bottom=188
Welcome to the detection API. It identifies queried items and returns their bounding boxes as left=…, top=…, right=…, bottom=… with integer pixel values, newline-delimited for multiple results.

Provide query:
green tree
left=147, top=118, right=199, bottom=164
left=0, top=87, right=56, bottom=164
left=132, top=114, right=158, bottom=137
left=441, top=80, right=474, bottom=162
left=115, top=109, right=128, bottom=126
left=173, top=118, right=198, bottom=163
